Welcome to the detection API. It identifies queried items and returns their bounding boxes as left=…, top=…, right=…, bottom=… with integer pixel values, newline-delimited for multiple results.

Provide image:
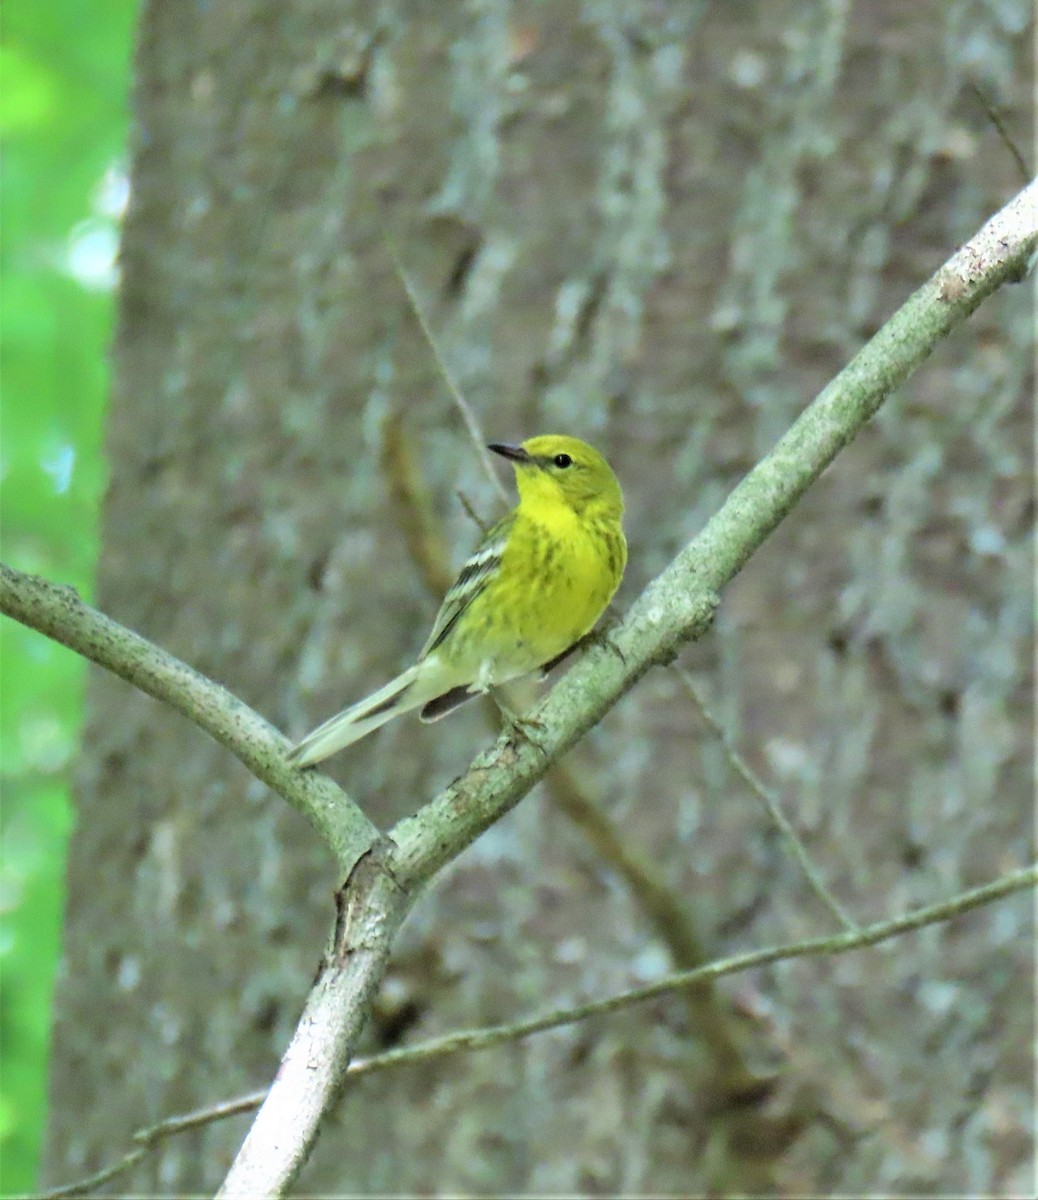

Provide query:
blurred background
left=2, top=2, right=136, bottom=1191
left=3, top=1, right=1034, bottom=1195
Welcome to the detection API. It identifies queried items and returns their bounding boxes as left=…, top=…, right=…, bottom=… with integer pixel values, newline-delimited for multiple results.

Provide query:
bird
left=288, top=434, right=626, bottom=766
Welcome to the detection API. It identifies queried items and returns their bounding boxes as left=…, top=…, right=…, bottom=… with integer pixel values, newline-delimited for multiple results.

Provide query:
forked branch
left=4, top=179, right=1034, bottom=1198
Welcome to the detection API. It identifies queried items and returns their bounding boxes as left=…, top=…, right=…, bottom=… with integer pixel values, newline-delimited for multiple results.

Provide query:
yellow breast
left=487, top=504, right=626, bottom=671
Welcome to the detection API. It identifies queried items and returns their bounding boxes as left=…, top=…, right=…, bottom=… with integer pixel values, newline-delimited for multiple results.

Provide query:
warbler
left=288, top=434, right=626, bottom=766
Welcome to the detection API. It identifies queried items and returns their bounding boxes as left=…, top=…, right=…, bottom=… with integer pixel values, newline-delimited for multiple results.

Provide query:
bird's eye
left=553, top=453, right=573, bottom=469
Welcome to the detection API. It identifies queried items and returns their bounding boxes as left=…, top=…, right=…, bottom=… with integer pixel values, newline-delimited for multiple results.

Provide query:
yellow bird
left=289, top=435, right=626, bottom=766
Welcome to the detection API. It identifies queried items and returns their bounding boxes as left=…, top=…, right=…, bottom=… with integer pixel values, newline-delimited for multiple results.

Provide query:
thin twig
left=34, top=1091, right=265, bottom=1199
left=35, top=861, right=1035, bottom=1200
left=968, top=83, right=1030, bottom=185
left=543, top=761, right=763, bottom=1091
left=675, top=666, right=858, bottom=932
left=362, top=862, right=1035, bottom=1049
left=380, top=227, right=509, bottom=505
left=33, top=1147, right=148, bottom=1200
left=456, top=488, right=491, bottom=534
left=381, top=410, right=455, bottom=596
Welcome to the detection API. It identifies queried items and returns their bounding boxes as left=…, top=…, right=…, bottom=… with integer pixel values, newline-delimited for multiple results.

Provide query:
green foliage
left=0, top=2, right=137, bottom=1191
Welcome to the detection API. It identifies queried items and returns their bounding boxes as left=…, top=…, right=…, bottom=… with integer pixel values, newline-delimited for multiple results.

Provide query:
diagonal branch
left=388, top=179, right=1038, bottom=890
left=0, top=564, right=378, bottom=878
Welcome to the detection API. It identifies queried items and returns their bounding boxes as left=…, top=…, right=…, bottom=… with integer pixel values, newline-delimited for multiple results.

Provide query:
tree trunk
left=45, top=1, right=1033, bottom=1193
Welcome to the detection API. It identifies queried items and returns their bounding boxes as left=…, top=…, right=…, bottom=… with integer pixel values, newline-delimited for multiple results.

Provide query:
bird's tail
left=288, top=662, right=433, bottom=766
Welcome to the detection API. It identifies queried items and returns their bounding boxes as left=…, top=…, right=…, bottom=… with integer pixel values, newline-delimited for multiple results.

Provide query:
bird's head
left=488, top=435, right=624, bottom=519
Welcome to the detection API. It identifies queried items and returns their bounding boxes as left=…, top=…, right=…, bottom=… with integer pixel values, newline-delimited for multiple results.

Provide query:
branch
left=222, top=180, right=1037, bottom=1191
left=358, top=864, right=1038, bottom=1060
left=969, top=83, right=1031, bottom=185
left=9, top=182, right=1034, bottom=1197
left=381, top=225, right=510, bottom=506
left=541, top=761, right=765, bottom=1092
left=675, top=666, right=858, bottom=931
left=0, top=563, right=378, bottom=878
left=217, top=842, right=408, bottom=1197
left=38, top=861, right=1035, bottom=1200
left=381, top=410, right=457, bottom=597
left=34, top=1092, right=265, bottom=1200
left=389, top=179, right=1038, bottom=890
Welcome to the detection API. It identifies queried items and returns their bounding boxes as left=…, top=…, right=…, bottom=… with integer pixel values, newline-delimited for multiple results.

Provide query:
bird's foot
left=582, top=619, right=627, bottom=666
left=489, top=688, right=549, bottom=755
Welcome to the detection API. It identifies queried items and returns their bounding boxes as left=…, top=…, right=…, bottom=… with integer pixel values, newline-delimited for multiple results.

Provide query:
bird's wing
left=420, top=512, right=514, bottom=658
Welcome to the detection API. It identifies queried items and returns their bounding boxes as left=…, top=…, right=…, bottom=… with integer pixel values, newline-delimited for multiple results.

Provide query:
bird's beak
left=488, top=442, right=532, bottom=464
